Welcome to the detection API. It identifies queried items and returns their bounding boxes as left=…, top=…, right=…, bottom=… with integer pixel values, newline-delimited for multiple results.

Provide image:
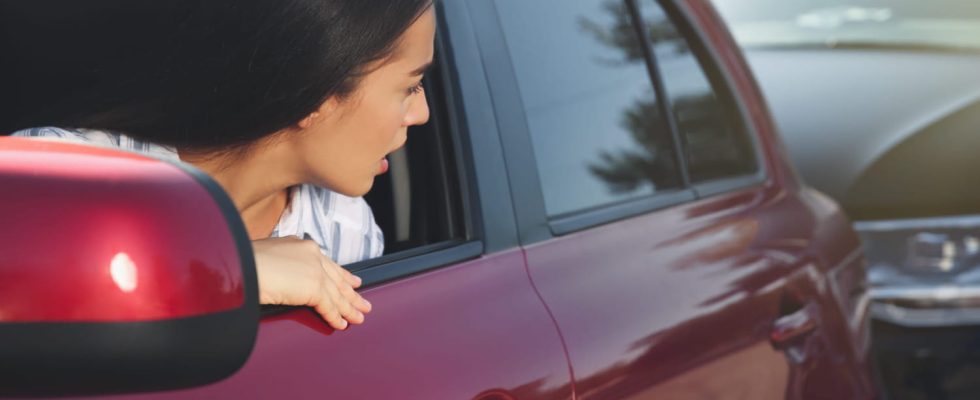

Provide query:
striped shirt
left=13, top=127, right=384, bottom=265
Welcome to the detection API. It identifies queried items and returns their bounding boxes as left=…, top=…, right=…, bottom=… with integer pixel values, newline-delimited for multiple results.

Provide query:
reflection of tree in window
left=588, top=95, right=677, bottom=193
left=578, top=0, right=682, bottom=194
left=584, top=0, right=755, bottom=191
left=577, top=1, right=688, bottom=65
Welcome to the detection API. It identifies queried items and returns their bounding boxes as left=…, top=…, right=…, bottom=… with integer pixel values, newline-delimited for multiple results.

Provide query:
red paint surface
left=0, top=137, right=244, bottom=322
left=108, top=250, right=573, bottom=400
left=509, top=3, right=877, bottom=398
left=522, top=149, right=873, bottom=399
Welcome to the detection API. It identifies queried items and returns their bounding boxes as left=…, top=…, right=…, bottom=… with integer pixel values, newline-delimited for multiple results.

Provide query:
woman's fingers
left=314, top=300, right=349, bottom=331
left=345, top=281, right=373, bottom=313
left=338, top=270, right=371, bottom=313
left=251, top=236, right=373, bottom=330
left=314, top=273, right=364, bottom=329
left=331, top=285, right=364, bottom=324
left=345, top=269, right=363, bottom=288
left=317, top=255, right=370, bottom=327
left=319, top=257, right=372, bottom=313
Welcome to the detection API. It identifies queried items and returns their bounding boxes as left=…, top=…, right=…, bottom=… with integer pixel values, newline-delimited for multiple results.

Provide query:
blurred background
left=711, top=1, right=980, bottom=399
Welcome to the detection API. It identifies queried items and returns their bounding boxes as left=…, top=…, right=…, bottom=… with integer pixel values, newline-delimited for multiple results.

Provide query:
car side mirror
left=0, top=137, right=258, bottom=396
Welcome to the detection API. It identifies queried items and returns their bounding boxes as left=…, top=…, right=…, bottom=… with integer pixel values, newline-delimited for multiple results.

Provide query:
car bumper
left=871, top=285, right=980, bottom=327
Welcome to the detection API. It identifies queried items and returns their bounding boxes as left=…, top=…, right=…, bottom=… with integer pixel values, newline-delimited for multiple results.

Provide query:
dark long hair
left=0, top=0, right=433, bottom=151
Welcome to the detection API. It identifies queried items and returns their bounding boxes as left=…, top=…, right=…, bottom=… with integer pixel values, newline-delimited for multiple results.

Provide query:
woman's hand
left=252, top=236, right=373, bottom=330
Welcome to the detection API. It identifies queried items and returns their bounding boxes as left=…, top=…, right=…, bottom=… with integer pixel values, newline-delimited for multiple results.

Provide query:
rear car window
left=637, top=0, right=758, bottom=183
left=495, top=0, right=683, bottom=217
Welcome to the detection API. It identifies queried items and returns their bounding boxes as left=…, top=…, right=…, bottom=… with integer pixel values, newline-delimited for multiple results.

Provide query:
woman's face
left=289, top=8, right=435, bottom=197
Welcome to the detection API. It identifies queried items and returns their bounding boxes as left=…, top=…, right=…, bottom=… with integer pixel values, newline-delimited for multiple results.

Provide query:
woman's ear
left=297, top=98, right=341, bottom=129
left=297, top=112, right=320, bottom=129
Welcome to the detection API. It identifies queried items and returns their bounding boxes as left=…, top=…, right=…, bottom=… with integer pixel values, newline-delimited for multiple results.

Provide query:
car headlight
left=855, top=216, right=980, bottom=325
left=854, top=215, right=980, bottom=285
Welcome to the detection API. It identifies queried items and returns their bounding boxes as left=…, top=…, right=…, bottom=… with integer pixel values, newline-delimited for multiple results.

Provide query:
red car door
left=522, top=189, right=872, bottom=399
left=480, top=0, right=876, bottom=398
left=112, top=250, right=572, bottom=400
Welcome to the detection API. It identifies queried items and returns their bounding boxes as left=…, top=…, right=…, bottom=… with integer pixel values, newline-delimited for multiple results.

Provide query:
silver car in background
left=712, top=0, right=980, bottom=327
left=710, top=1, right=980, bottom=396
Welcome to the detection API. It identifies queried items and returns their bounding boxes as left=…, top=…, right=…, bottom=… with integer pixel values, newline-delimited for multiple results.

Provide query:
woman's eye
left=407, top=80, right=424, bottom=95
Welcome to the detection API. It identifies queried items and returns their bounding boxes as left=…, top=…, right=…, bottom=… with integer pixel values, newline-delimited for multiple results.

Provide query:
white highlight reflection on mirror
left=110, top=252, right=138, bottom=293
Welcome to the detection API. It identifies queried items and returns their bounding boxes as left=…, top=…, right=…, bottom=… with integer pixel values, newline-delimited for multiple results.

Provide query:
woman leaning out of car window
left=2, top=0, right=435, bottom=331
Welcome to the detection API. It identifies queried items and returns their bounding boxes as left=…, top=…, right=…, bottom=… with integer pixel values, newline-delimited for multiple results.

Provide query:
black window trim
left=550, top=189, right=697, bottom=236
left=470, top=0, right=554, bottom=246
left=350, top=240, right=484, bottom=286
left=449, top=0, right=524, bottom=255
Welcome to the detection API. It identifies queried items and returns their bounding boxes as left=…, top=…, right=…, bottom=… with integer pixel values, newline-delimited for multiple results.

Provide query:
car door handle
left=770, top=303, right=818, bottom=349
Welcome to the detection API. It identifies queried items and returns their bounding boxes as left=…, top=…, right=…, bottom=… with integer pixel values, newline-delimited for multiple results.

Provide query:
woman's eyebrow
left=409, top=61, right=434, bottom=77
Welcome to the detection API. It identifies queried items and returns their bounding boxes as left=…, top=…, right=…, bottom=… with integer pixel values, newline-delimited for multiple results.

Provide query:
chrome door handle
left=770, top=303, right=818, bottom=349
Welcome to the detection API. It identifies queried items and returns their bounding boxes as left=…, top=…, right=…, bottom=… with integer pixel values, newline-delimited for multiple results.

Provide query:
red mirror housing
left=0, top=137, right=258, bottom=395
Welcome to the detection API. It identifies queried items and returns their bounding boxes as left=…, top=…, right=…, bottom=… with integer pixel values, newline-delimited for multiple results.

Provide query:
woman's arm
left=253, top=236, right=373, bottom=330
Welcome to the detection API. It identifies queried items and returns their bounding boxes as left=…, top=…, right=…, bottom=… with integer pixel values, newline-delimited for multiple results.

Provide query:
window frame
left=643, top=0, right=769, bottom=198
left=261, top=3, right=508, bottom=318
left=480, top=0, right=770, bottom=242
left=343, top=3, right=524, bottom=288
left=477, top=0, right=696, bottom=242
left=260, top=3, right=517, bottom=307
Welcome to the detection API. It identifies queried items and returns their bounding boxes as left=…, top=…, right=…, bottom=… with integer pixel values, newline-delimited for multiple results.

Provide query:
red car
left=0, top=0, right=878, bottom=398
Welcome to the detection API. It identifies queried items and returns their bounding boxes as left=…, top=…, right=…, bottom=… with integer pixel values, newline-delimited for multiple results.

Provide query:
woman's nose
left=404, top=90, right=430, bottom=126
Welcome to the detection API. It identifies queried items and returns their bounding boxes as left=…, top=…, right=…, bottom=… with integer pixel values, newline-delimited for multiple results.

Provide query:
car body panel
left=515, top=1, right=875, bottom=398
left=523, top=185, right=789, bottom=399
left=523, top=173, right=874, bottom=399
left=101, top=250, right=573, bottom=400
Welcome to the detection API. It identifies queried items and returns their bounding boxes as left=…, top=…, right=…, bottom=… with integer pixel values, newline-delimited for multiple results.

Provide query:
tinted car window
left=496, top=0, right=682, bottom=217
left=639, top=0, right=758, bottom=183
